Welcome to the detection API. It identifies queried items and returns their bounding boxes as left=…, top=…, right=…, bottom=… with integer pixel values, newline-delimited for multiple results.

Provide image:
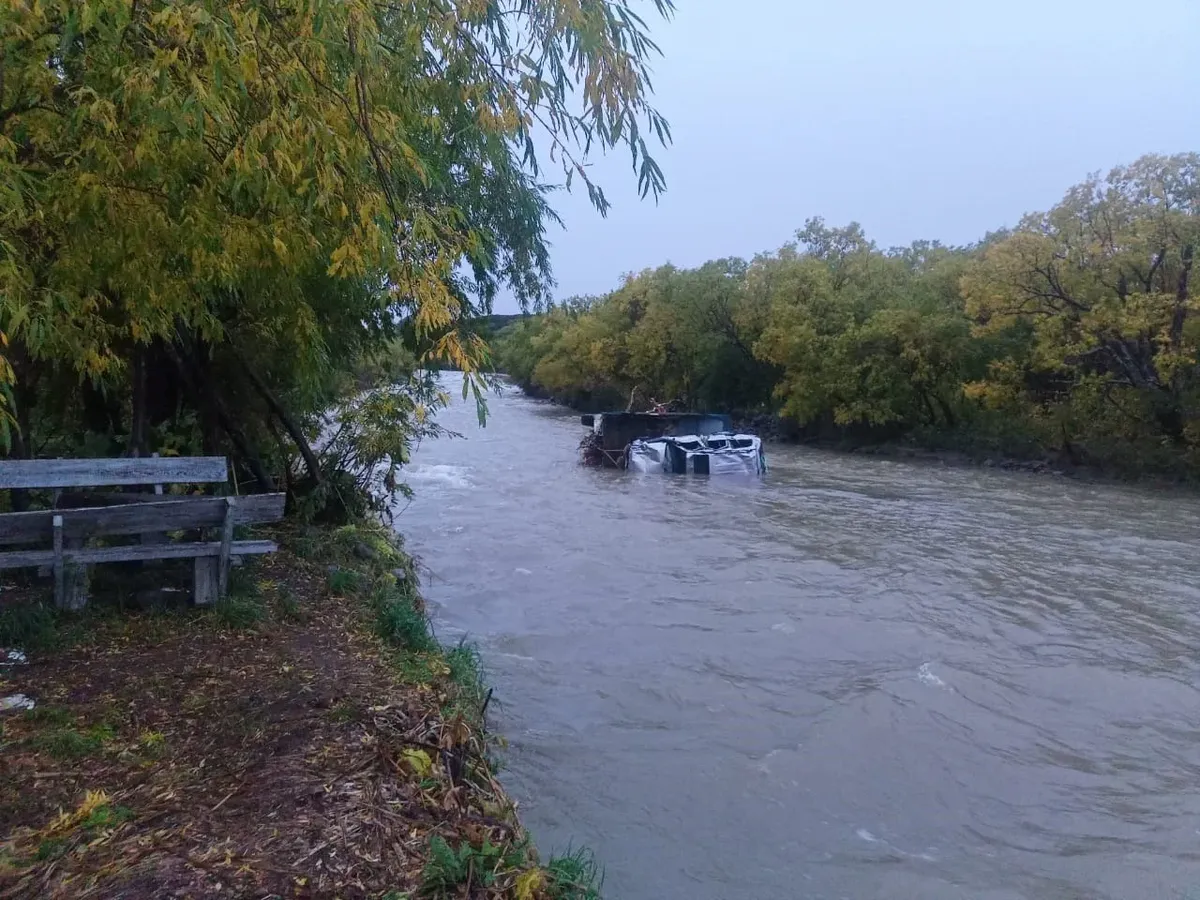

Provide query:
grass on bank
left=0, top=518, right=603, bottom=900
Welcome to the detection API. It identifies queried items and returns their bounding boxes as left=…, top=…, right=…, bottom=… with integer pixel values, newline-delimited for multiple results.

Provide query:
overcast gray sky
left=497, top=0, right=1200, bottom=312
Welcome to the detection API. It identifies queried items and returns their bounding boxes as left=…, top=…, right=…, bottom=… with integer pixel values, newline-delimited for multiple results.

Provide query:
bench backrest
left=0, top=457, right=228, bottom=490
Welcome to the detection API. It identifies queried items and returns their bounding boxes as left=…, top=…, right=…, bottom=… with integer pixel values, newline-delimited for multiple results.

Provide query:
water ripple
left=400, top=379, right=1200, bottom=900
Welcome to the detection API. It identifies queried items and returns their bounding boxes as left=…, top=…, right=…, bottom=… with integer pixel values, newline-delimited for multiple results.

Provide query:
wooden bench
left=0, top=457, right=285, bottom=609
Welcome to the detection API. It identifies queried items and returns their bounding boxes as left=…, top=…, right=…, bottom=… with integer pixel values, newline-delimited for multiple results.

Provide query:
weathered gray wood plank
left=0, top=540, right=276, bottom=570
left=217, top=498, right=236, bottom=597
left=57, top=491, right=188, bottom=507
left=194, top=558, right=219, bottom=606
left=52, top=515, right=64, bottom=609
left=63, top=535, right=88, bottom=611
left=0, top=494, right=285, bottom=544
left=0, top=457, right=228, bottom=489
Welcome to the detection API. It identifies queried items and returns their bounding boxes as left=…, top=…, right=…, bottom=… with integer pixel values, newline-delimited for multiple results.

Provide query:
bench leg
left=52, top=515, right=64, bottom=609
left=193, top=557, right=219, bottom=606
left=56, top=531, right=88, bottom=612
left=218, top=498, right=236, bottom=597
left=63, top=556, right=90, bottom=611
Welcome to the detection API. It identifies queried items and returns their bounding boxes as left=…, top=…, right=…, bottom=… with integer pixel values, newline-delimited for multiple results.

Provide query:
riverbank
left=755, top=425, right=1192, bottom=487
left=0, top=520, right=598, bottom=899
left=510, top=383, right=1183, bottom=486
left=733, top=412, right=1078, bottom=478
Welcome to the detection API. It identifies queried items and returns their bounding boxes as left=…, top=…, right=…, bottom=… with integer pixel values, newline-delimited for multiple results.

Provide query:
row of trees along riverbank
left=495, top=154, right=1200, bottom=481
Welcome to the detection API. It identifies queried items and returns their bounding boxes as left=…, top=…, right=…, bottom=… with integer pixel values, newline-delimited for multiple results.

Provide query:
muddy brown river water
left=398, top=379, right=1200, bottom=900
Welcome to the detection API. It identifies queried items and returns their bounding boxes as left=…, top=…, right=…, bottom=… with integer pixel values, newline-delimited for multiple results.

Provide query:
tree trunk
left=1155, top=399, right=1185, bottom=442
left=918, top=390, right=938, bottom=426
left=7, top=341, right=36, bottom=511
left=932, top=392, right=958, bottom=429
left=81, top=379, right=122, bottom=438
left=1060, top=422, right=1082, bottom=466
left=129, top=345, right=148, bottom=458
left=166, top=341, right=276, bottom=492
left=266, top=417, right=296, bottom=514
left=235, top=350, right=322, bottom=485
left=1106, top=338, right=1160, bottom=391
left=1156, top=244, right=1195, bottom=442
left=1170, top=243, right=1193, bottom=350
left=8, top=396, right=31, bottom=512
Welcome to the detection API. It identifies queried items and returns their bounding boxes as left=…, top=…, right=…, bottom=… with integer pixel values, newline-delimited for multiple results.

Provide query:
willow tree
left=963, top=154, right=1200, bottom=451
left=0, top=0, right=672, bottom=493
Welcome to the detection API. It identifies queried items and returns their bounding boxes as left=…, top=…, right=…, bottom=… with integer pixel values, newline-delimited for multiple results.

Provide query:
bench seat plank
left=0, top=494, right=285, bottom=544
left=0, top=540, right=277, bottom=570
left=0, top=457, right=228, bottom=489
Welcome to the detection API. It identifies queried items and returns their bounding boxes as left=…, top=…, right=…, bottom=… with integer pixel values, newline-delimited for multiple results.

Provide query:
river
left=397, top=379, right=1200, bottom=900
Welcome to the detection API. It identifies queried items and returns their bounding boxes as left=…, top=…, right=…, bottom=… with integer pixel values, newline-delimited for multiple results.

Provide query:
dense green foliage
left=496, top=154, right=1200, bottom=478
left=0, top=0, right=672, bottom=511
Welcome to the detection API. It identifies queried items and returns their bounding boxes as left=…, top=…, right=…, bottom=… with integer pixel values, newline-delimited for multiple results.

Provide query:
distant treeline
left=495, top=154, right=1200, bottom=479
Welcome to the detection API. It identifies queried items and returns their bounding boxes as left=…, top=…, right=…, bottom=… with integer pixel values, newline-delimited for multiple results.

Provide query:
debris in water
left=579, top=429, right=606, bottom=467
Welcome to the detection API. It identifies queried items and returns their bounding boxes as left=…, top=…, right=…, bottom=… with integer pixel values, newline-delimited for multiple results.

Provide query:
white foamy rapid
left=403, top=464, right=473, bottom=490
left=917, top=662, right=947, bottom=688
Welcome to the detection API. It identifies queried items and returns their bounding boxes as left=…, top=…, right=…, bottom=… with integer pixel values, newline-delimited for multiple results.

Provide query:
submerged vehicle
left=579, top=411, right=766, bottom=475
left=628, top=432, right=766, bottom=475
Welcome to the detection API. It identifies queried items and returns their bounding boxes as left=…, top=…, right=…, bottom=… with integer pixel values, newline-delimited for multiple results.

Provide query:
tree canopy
left=0, top=0, right=673, bottom=506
